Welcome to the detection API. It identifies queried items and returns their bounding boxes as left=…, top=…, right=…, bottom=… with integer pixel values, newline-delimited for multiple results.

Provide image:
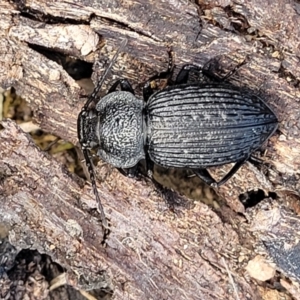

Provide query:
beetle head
left=77, top=108, right=99, bottom=150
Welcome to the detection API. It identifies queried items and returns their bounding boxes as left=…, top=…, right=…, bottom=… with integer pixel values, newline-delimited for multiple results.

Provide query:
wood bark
left=0, top=0, right=300, bottom=299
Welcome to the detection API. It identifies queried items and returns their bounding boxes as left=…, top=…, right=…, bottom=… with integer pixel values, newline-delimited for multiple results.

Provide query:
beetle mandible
left=78, top=41, right=278, bottom=227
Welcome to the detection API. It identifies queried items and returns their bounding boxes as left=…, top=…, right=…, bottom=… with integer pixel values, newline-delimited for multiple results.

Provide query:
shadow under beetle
left=78, top=41, right=278, bottom=228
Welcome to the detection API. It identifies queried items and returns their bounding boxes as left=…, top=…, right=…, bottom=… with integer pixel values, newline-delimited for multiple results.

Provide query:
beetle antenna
left=79, top=39, right=128, bottom=230
left=83, top=38, right=128, bottom=110
left=83, top=148, right=109, bottom=229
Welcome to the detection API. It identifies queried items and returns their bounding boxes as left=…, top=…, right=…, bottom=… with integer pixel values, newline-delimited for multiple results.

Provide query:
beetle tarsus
left=193, top=169, right=216, bottom=186
left=216, top=158, right=249, bottom=186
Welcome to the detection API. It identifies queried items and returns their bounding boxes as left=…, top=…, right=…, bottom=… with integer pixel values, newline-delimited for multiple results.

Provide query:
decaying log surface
left=1, top=119, right=259, bottom=299
left=0, top=0, right=300, bottom=299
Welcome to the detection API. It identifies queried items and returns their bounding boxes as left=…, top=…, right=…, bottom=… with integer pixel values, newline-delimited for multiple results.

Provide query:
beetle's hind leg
left=214, top=158, right=248, bottom=186
left=194, top=157, right=248, bottom=187
left=193, top=169, right=216, bottom=185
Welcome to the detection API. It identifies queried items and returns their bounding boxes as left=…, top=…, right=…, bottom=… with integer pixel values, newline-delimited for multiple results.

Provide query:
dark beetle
left=78, top=44, right=278, bottom=227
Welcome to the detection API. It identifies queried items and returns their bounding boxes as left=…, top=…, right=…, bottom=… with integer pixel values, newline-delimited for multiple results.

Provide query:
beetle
left=77, top=42, right=278, bottom=227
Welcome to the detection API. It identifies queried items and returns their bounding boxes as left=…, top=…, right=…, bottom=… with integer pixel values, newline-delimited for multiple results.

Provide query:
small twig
left=221, top=257, right=240, bottom=300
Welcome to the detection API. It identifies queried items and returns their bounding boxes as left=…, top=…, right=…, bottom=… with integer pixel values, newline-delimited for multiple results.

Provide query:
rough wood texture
left=1, top=0, right=300, bottom=299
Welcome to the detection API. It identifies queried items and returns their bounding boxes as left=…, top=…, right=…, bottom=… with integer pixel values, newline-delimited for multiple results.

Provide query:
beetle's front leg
left=108, top=79, right=135, bottom=94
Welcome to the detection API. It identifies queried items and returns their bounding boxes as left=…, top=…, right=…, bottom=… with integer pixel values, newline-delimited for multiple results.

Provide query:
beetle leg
left=202, top=57, right=248, bottom=82
left=143, top=49, right=174, bottom=102
left=145, top=153, right=155, bottom=179
left=144, top=152, right=175, bottom=201
left=176, top=58, right=248, bottom=85
left=193, top=169, right=217, bottom=185
left=108, top=79, right=135, bottom=94
left=220, top=57, right=248, bottom=81
left=249, top=155, right=264, bottom=164
left=118, top=165, right=139, bottom=178
left=175, top=64, right=203, bottom=84
left=214, top=157, right=249, bottom=187
left=195, top=157, right=248, bottom=187
left=143, top=82, right=155, bottom=102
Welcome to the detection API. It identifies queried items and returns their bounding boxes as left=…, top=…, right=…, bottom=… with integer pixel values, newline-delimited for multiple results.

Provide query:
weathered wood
left=0, top=119, right=258, bottom=299
left=1, top=0, right=300, bottom=299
